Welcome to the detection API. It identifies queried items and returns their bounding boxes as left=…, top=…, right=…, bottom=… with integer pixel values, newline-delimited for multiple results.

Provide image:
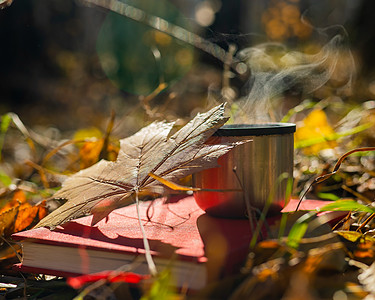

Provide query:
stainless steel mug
left=193, top=123, right=296, bottom=218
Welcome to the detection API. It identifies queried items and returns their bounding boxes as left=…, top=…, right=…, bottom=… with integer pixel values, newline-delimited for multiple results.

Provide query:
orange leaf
left=0, top=190, right=26, bottom=213
left=0, top=198, right=48, bottom=236
left=354, top=241, right=375, bottom=260
left=14, top=200, right=48, bottom=233
left=0, top=206, right=19, bottom=237
left=79, top=139, right=104, bottom=169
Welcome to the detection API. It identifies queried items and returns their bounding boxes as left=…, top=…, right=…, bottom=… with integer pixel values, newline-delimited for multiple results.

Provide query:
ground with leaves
left=1, top=1, right=375, bottom=299
left=0, top=95, right=375, bottom=299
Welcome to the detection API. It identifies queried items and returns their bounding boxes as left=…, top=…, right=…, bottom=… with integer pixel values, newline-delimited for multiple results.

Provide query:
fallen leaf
left=0, top=206, right=18, bottom=237
left=35, top=104, right=243, bottom=229
left=79, top=139, right=105, bottom=168
left=0, top=190, right=26, bottom=213
left=74, top=114, right=119, bottom=169
left=0, top=197, right=48, bottom=237
left=295, top=109, right=337, bottom=155
left=336, top=230, right=375, bottom=264
left=14, top=200, right=47, bottom=232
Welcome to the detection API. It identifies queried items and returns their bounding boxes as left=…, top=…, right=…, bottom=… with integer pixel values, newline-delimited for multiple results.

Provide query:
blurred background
left=0, top=0, right=375, bottom=134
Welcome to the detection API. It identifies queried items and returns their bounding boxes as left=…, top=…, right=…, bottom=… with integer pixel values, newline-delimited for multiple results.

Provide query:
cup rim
left=214, top=123, right=296, bottom=136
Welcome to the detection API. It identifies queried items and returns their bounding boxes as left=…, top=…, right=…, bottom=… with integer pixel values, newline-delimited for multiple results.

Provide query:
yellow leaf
left=73, top=127, right=103, bottom=147
left=295, top=109, right=337, bottom=155
left=148, top=172, right=200, bottom=191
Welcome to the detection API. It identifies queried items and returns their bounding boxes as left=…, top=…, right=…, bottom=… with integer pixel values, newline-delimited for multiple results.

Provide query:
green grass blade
left=0, top=113, right=12, bottom=161
left=278, top=177, right=293, bottom=240
left=318, top=199, right=375, bottom=214
left=287, top=212, right=316, bottom=249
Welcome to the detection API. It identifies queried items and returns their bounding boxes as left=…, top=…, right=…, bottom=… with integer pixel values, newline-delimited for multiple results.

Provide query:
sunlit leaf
left=79, top=140, right=105, bottom=169
left=295, top=109, right=337, bottom=155
left=0, top=190, right=48, bottom=237
left=0, top=206, right=18, bottom=237
left=335, top=231, right=375, bottom=243
left=73, top=127, right=103, bottom=146
left=14, top=200, right=48, bottom=232
left=73, top=126, right=119, bottom=169
left=0, top=190, right=26, bottom=213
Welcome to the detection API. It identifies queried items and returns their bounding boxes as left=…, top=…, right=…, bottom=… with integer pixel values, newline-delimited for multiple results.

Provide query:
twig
left=0, top=236, right=22, bottom=262
left=341, top=184, right=372, bottom=204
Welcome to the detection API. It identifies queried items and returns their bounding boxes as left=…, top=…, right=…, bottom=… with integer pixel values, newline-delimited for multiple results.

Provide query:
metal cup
left=193, top=123, right=296, bottom=218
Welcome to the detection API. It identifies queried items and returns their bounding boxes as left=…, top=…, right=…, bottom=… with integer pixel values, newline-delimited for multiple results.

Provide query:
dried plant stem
left=357, top=213, right=375, bottom=232
left=0, top=236, right=22, bottom=262
left=135, top=189, right=157, bottom=276
left=341, top=184, right=372, bottom=204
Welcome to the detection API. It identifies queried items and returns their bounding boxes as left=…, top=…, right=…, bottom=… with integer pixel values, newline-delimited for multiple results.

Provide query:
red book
left=13, top=196, right=342, bottom=290
left=12, top=196, right=257, bottom=290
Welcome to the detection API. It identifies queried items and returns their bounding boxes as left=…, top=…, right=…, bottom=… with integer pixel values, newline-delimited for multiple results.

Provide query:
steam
left=232, top=33, right=356, bottom=123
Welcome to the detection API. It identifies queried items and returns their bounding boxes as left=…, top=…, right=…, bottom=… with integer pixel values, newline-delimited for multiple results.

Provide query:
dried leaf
left=14, top=200, right=47, bottom=232
left=79, top=139, right=105, bottom=168
left=0, top=206, right=18, bottom=237
left=35, top=104, right=243, bottom=229
left=336, top=231, right=375, bottom=264
left=0, top=0, right=13, bottom=10
left=0, top=195, right=48, bottom=237
left=73, top=119, right=119, bottom=169
left=0, top=190, right=26, bottom=213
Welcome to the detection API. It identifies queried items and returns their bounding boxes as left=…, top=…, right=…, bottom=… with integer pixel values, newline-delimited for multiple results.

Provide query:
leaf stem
left=135, top=189, right=157, bottom=276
